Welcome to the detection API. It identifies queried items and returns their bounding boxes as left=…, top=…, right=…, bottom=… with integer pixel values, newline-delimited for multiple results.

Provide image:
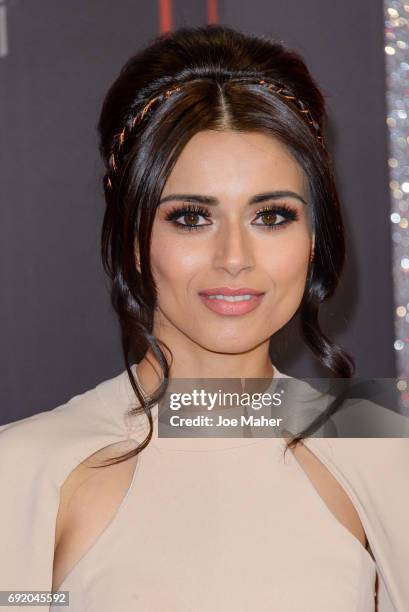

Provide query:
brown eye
left=184, top=212, right=201, bottom=227
left=165, top=204, right=212, bottom=231
left=252, top=204, right=299, bottom=231
left=253, top=210, right=285, bottom=227
left=259, top=211, right=279, bottom=226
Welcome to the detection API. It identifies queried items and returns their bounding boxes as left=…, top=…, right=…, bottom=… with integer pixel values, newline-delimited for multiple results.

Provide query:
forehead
left=162, top=130, right=308, bottom=197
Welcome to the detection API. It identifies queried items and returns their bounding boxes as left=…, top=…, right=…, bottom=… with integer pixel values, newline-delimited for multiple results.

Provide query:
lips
left=198, top=287, right=264, bottom=297
left=198, top=287, right=265, bottom=316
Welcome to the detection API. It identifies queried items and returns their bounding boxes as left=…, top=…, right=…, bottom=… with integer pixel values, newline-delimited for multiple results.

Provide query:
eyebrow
left=159, top=190, right=308, bottom=206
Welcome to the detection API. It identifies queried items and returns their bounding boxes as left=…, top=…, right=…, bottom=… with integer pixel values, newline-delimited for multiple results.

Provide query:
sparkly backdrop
left=385, top=1, right=409, bottom=413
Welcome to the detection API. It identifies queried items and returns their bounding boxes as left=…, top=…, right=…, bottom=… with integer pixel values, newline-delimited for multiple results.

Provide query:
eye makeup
left=163, top=202, right=299, bottom=232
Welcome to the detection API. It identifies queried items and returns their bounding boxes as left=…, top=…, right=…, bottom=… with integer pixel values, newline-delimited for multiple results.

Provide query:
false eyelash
left=254, top=204, right=299, bottom=226
left=164, top=204, right=211, bottom=231
left=164, top=202, right=299, bottom=231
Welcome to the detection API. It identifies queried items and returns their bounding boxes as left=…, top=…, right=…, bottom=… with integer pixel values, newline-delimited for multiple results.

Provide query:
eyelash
left=164, top=203, right=299, bottom=232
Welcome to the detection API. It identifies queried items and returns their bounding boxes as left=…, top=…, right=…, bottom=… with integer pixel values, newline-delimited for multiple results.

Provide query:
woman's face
left=149, top=129, right=314, bottom=354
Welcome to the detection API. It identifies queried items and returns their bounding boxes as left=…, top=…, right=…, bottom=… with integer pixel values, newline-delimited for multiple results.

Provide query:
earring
left=309, top=250, right=315, bottom=263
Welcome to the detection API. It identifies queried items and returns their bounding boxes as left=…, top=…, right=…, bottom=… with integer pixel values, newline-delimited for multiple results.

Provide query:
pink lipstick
left=198, top=287, right=265, bottom=316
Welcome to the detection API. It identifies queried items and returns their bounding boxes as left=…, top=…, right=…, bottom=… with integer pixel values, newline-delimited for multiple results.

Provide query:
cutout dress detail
left=0, top=366, right=408, bottom=611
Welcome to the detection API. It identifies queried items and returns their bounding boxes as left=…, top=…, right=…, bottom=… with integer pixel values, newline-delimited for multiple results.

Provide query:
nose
left=212, top=219, right=255, bottom=276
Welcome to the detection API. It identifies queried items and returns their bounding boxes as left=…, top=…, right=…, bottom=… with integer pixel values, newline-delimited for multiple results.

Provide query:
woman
left=1, top=24, right=408, bottom=612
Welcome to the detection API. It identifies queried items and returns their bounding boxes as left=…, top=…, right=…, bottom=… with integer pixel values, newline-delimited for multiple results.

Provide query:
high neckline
left=119, top=363, right=291, bottom=451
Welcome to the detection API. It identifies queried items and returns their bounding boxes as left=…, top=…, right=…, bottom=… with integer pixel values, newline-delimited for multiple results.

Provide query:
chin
left=194, top=334, right=264, bottom=355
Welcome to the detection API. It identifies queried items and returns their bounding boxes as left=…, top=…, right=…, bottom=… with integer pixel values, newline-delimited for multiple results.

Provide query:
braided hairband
left=106, top=79, right=324, bottom=190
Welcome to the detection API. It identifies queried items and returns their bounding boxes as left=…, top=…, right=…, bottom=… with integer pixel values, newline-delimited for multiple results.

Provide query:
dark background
left=1, top=1, right=394, bottom=424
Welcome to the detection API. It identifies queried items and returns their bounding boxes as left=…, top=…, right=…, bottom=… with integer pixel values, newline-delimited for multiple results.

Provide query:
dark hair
left=95, top=24, right=354, bottom=467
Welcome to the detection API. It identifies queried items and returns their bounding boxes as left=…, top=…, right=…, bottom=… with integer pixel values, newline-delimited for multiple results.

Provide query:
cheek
left=272, top=243, right=309, bottom=281
left=262, top=227, right=311, bottom=298
left=150, top=233, right=210, bottom=295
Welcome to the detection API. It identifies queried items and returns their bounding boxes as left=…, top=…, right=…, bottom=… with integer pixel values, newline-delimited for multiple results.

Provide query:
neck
left=134, top=346, right=276, bottom=398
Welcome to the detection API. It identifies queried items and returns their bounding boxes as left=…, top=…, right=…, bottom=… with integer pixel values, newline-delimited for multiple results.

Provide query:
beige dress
left=0, top=365, right=408, bottom=611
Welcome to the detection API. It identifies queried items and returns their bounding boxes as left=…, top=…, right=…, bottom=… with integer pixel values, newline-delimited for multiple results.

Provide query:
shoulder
left=0, top=368, right=145, bottom=591
left=303, top=435, right=409, bottom=499
left=1, top=386, right=97, bottom=448
left=53, top=438, right=139, bottom=588
left=305, top=435, right=409, bottom=465
left=284, top=374, right=409, bottom=442
left=283, top=376, right=409, bottom=481
left=54, top=439, right=139, bottom=549
left=0, top=369, right=135, bottom=484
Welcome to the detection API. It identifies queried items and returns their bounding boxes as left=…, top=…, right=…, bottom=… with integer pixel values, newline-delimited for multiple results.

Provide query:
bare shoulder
left=290, top=440, right=368, bottom=549
left=52, top=439, right=139, bottom=592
